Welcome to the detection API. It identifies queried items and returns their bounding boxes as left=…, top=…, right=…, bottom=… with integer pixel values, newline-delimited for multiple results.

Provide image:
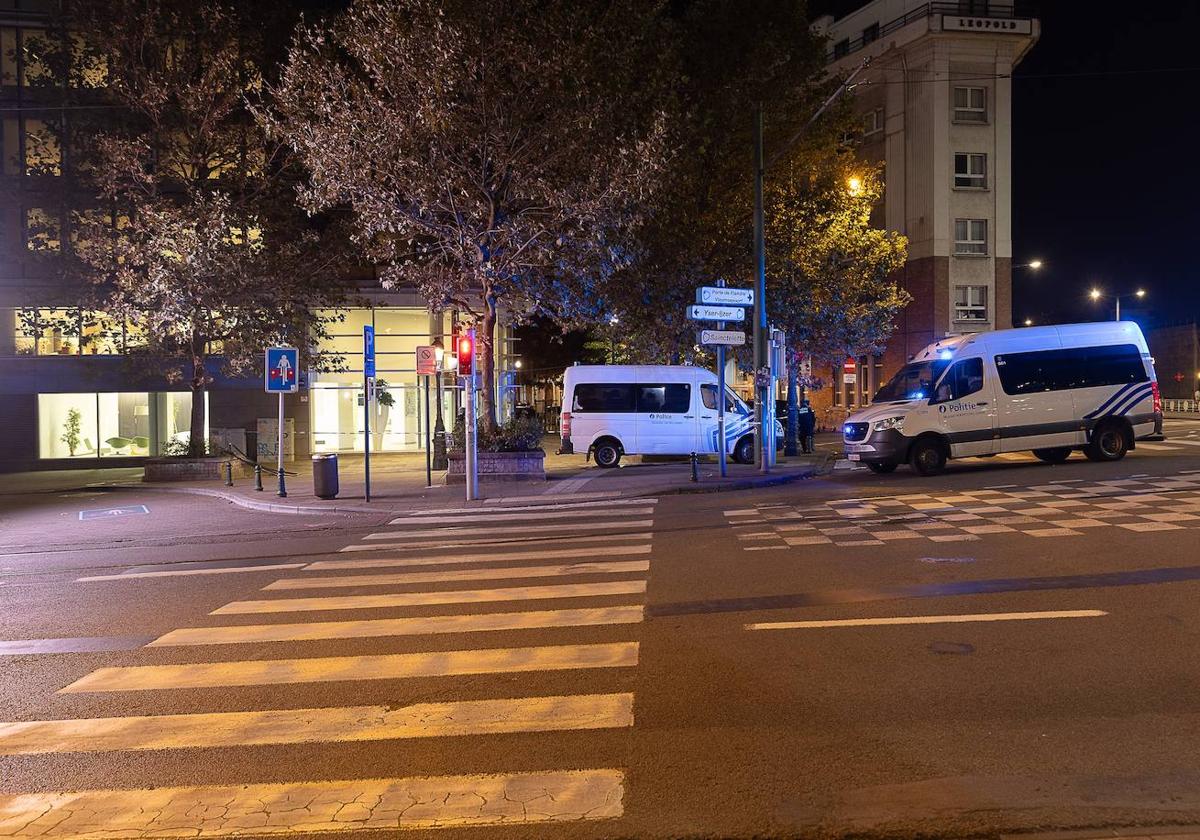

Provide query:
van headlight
left=873, top=416, right=905, bottom=433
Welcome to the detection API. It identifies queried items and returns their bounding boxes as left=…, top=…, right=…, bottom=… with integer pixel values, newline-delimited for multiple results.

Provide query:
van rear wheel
left=909, top=437, right=947, bottom=476
left=1033, top=447, right=1072, bottom=464
left=1086, top=422, right=1129, bottom=462
left=593, top=439, right=622, bottom=468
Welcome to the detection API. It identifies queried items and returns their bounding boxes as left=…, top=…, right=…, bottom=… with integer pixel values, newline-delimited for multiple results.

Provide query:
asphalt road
left=3, top=420, right=1200, bottom=839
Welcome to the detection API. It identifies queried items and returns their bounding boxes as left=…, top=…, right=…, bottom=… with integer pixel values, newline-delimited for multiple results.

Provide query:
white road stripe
left=402, top=498, right=654, bottom=517
left=60, top=642, right=640, bottom=693
left=390, top=507, right=653, bottom=526
left=264, top=559, right=650, bottom=590
left=213, top=579, right=649, bottom=614
left=746, top=609, right=1107, bottom=631
left=0, top=693, right=635, bottom=754
left=0, top=769, right=625, bottom=836
left=77, top=563, right=305, bottom=582
left=149, top=606, right=644, bottom=647
left=340, top=532, right=652, bottom=553
left=1133, top=442, right=1180, bottom=451
left=316, top=544, right=651, bottom=569
left=364, top=519, right=653, bottom=540
left=1163, top=438, right=1200, bottom=447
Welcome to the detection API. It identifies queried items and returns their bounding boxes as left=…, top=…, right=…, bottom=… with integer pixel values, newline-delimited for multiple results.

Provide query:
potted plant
left=60, top=408, right=82, bottom=457
left=374, top=378, right=395, bottom=451
left=446, top=414, right=546, bottom=484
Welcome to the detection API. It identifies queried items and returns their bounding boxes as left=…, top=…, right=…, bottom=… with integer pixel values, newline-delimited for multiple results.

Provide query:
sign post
left=464, top=328, right=479, bottom=501
left=690, top=284, right=753, bottom=478
left=363, top=325, right=375, bottom=503
left=416, top=345, right=438, bottom=488
left=264, top=347, right=299, bottom=497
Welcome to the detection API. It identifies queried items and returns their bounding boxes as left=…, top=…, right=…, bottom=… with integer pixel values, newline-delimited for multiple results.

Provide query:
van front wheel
left=733, top=436, right=755, bottom=465
left=909, top=437, right=947, bottom=476
left=1086, top=422, right=1129, bottom=462
left=593, top=439, right=622, bottom=468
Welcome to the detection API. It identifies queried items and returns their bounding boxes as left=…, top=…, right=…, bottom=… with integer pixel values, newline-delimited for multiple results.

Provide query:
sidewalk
left=0, top=447, right=832, bottom=515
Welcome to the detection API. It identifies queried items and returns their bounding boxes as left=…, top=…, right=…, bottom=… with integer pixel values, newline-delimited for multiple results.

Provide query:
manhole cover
left=928, top=641, right=974, bottom=655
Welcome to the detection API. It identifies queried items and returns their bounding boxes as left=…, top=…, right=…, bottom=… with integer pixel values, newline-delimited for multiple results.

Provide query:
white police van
left=843, top=321, right=1163, bottom=476
left=559, top=365, right=783, bottom=467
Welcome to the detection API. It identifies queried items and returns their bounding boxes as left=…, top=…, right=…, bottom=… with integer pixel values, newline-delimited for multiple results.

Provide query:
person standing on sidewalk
left=797, top=399, right=815, bottom=454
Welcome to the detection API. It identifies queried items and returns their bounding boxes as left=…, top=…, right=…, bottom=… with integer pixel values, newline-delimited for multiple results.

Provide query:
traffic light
left=455, top=332, right=475, bottom=373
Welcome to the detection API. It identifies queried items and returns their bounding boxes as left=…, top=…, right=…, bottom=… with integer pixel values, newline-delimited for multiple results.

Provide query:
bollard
left=277, top=467, right=287, bottom=498
left=690, top=451, right=699, bottom=482
left=254, top=463, right=263, bottom=492
left=223, top=461, right=233, bottom=487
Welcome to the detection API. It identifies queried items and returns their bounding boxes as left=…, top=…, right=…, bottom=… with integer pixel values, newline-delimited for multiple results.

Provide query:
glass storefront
left=38, top=391, right=206, bottom=458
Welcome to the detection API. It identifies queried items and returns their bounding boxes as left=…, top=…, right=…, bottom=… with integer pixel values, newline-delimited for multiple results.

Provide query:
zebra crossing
left=0, top=498, right=658, bottom=837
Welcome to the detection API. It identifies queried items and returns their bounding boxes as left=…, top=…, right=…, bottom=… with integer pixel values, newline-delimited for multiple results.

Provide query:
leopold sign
left=942, top=15, right=1032, bottom=34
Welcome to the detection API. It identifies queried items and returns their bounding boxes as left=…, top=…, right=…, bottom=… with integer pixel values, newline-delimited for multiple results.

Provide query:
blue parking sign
left=363, top=325, right=376, bottom=378
left=265, top=347, right=299, bottom=393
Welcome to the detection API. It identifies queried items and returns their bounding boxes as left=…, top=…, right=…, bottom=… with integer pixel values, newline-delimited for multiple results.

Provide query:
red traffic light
left=455, top=333, right=475, bottom=372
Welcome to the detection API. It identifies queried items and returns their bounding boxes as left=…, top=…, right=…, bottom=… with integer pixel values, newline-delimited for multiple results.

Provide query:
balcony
left=828, top=2, right=1036, bottom=63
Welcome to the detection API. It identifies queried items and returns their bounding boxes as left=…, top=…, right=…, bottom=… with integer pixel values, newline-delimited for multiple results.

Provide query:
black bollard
left=223, top=461, right=233, bottom=486
left=690, top=451, right=699, bottom=482
left=254, top=464, right=263, bottom=492
left=277, top=467, right=287, bottom=498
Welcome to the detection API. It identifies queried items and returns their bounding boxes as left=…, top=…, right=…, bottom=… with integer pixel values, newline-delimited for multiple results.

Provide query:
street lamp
left=431, top=337, right=448, bottom=470
left=1015, top=259, right=1044, bottom=270
left=846, top=175, right=864, bottom=196
left=1089, top=287, right=1146, bottom=321
left=608, top=315, right=619, bottom=364
left=1024, top=318, right=1034, bottom=327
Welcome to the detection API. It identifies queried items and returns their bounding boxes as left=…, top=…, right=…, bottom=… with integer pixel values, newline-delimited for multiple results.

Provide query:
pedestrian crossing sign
left=265, top=347, right=299, bottom=393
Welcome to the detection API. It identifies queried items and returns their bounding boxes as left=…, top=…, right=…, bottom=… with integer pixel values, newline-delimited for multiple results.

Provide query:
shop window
left=38, top=393, right=99, bottom=458
left=38, top=391, right=199, bottom=458
left=98, top=392, right=151, bottom=456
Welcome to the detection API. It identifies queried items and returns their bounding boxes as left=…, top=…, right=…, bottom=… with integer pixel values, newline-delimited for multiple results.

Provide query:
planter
left=143, top=457, right=252, bottom=483
left=445, top=449, right=546, bottom=484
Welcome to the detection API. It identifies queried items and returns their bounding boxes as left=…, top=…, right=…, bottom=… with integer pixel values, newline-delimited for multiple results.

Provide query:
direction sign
left=697, top=329, right=746, bottom=347
left=697, top=286, right=754, bottom=306
left=687, top=304, right=746, bottom=322
left=265, top=347, right=299, bottom=393
left=416, top=344, right=438, bottom=376
left=363, top=325, right=376, bottom=378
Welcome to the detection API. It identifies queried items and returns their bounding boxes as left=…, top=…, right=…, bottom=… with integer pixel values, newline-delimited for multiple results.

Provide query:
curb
left=101, top=454, right=835, bottom=516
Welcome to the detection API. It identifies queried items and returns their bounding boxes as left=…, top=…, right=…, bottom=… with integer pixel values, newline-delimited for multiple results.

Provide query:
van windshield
left=873, top=360, right=951, bottom=403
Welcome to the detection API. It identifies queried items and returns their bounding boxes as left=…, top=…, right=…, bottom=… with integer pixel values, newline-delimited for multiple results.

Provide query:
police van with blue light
left=559, top=365, right=784, bottom=467
left=842, top=321, right=1163, bottom=476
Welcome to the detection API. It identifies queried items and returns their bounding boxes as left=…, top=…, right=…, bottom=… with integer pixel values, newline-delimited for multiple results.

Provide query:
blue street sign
left=363, top=325, right=376, bottom=378
left=265, top=346, right=300, bottom=393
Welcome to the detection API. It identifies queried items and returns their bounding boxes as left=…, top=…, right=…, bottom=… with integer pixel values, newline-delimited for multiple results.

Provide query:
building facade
left=0, top=2, right=518, bottom=472
left=809, top=0, right=1038, bottom=426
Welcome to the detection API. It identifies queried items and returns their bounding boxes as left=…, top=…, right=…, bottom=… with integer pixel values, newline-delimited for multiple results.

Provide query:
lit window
left=954, top=152, right=987, bottom=189
left=24, top=117, right=60, bottom=176
left=25, top=207, right=60, bottom=251
left=954, top=219, right=988, bottom=255
left=863, top=107, right=883, bottom=136
left=954, top=285, right=989, bottom=322
left=71, top=33, right=108, bottom=89
left=953, top=86, right=987, bottom=122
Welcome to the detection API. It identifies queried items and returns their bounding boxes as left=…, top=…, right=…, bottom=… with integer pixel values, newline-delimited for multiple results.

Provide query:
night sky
left=817, top=1, right=1200, bottom=331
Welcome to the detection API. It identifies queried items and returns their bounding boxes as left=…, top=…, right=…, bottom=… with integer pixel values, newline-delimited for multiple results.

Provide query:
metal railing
left=1163, top=399, right=1200, bottom=414
left=828, top=2, right=1034, bottom=62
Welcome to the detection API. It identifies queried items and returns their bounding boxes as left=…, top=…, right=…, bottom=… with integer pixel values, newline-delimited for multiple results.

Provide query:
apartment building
left=810, top=0, right=1039, bottom=423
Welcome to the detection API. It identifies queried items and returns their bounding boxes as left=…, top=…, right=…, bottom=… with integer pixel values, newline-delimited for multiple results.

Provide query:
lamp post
left=1089, top=287, right=1145, bottom=321
left=432, top=338, right=448, bottom=470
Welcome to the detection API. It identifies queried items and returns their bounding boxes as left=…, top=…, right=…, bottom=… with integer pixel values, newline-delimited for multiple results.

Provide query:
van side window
left=636, top=384, right=690, bottom=414
left=934, top=357, right=984, bottom=402
left=995, top=344, right=1146, bottom=395
left=701, top=384, right=737, bottom=412
left=572, top=384, right=636, bottom=413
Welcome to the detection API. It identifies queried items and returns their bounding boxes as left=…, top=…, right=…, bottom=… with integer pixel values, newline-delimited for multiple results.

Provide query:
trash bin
left=312, top=453, right=339, bottom=499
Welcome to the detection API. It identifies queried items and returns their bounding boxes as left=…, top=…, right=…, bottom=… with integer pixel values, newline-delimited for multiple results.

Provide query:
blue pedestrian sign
left=265, top=346, right=299, bottom=393
left=363, top=325, right=376, bottom=378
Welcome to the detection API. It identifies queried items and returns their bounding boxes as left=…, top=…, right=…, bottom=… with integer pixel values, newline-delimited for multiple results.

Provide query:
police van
left=559, top=365, right=783, bottom=467
left=842, top=321, right=1163, bottom=476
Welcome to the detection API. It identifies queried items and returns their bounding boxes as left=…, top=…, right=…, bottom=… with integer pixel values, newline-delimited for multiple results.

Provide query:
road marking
left=746, top=609, right=1107, bottom=631
left=1165, top=438, right=1200, bottom=447
left=0, top=636, right=155, bottom=656
left=59, top=642, right=639, bottom=693
left=341, top=531, right=652, bottom=552
left=389, top=506, right=654, bottom=526
left=77, top=563, right=306, bottom=582
left=0, top=769, right=625, bottom=836
left=149, top=606, right=645, bottom=646
left=212, top=580, right=648, bottom=615
left=311, top=544, right=651, bottom=570
left=363, top=519, right=654, bottom=540
left=77, top=504, right=150, bottom=521
left=0, top=693, right=634, bottom=754
left=264, top=560, right=651, bottom=590
left=1133, top=442, right=1180, bottom=451
left=400, top=498, right=654, bottom=517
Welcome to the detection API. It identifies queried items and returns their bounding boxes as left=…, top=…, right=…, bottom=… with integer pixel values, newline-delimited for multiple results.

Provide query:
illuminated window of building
left=24, top=117, right=60, bottom=176
left=13, top=308, right=35, bottom=354
left=25, top=207, right=61, bottom=252
left=81, top=310, right=122, bottom=355
left=19, top=28, right=51, bottom=88
left=954, top=285, right=989, bottom=322
left=953, top=152, right=987, bottom=189
left=71, top=33, right=107, bottom=88
left=18, top=308, right=80, bottom=355
left=38, top=391, right=201, bottom=458
left=123, top=317, right=148, bottom=350
left=954, top=218, right=988, bottom=255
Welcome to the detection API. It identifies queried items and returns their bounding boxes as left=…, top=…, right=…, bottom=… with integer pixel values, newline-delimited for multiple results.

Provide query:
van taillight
left=1151, top=381, right=1163, bottom=414
left=561, top=411, right=572, bottom=438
